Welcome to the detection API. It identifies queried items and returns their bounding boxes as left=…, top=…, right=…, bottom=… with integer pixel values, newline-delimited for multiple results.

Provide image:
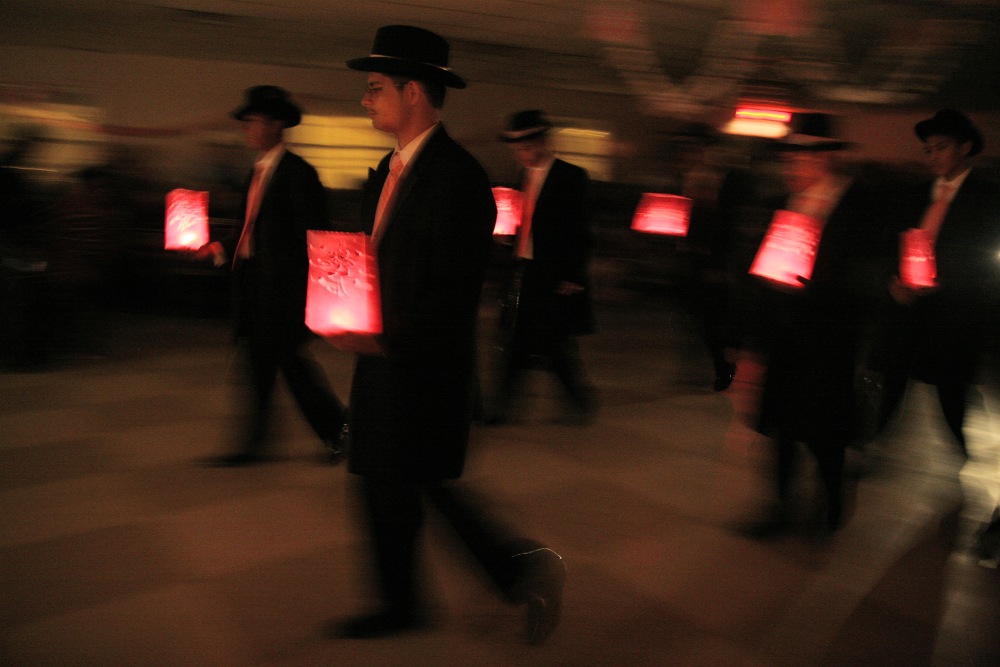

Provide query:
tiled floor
left=2, top=288, right=999, bottom=666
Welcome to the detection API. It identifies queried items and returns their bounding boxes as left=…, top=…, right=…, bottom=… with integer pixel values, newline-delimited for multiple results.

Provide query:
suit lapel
left=377, top=125, right=446, bottom=243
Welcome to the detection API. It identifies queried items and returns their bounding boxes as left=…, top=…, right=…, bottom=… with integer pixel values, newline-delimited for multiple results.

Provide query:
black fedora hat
left=347, top=25, right=466, bottom=89
left=231, top=85, right=302, bottom=127
left=500, top=109, right=552, bottom=142
left=779, top=112, right=852, bottom=152
left=915, top=109, right=983, bottom=156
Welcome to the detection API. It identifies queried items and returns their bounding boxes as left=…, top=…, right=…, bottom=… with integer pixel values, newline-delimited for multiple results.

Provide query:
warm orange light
left=899, top=228, right=937, bottom=288
left=164, top=189, right=209, bottom=250
left=492, top=187, right=522, bottom=236
left=305, top=231, right=382, bottom=336
left=631, top=193, right=691, bottom=236
left=748, top=210, right=823, bottom=288
left=735, top=107, right=793, bottom=122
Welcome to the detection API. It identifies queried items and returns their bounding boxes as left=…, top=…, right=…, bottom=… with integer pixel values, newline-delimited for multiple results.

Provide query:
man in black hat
left=489, top=109, right=597, bottom=424
left=198, top=85, right=347, bottom=467
left=326, top=26, right=565, bottom=643
left=876, top=110, right=1000, bottom=461
left=747, top=112, right=890, bottom=538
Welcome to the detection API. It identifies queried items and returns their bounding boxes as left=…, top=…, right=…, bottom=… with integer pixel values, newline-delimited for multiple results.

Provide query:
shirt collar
left=255, top=143, right=285, bottom=172
left=395, top=123, right=438, bottom=169
left=935, top=167, right=971, bottom=195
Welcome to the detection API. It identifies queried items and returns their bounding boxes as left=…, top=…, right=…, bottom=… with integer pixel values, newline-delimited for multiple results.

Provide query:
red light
left=305, top=231, right=382, bottom=336
left=899, top=228, right=937, bottom=288
left=164, top=189, right=209, bottom=250
left=492, top=187, right=522, bottom=236
left=748, top=210, right=823, bottom=288
left=631, top=193, right=691, bottom=236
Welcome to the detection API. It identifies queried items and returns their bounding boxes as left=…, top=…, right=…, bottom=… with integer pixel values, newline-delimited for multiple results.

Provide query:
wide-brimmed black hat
left=231, top=85, right=302, bottom=127
left=500, top=109, right=552, bottom=142
left=779, top=112, right=852, bottom=152
left=670, top=122, right=719, bottom=146
left=915, top=109, right=983, bottom=156
left=347, top=25, right=466, bottom=89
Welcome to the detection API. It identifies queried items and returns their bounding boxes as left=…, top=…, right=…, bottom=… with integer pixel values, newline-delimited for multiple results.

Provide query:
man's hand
left=321, top=331, right=384, bottom=356
left=556, top=281, right=584, bottom=296
left=186, top=241, right=227, bottom=267
left=888, top=275, right=936, bottom=305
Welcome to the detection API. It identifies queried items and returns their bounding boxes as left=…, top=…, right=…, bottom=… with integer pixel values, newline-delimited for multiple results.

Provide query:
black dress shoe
left=713, top=362, right=736, bottom=392
left=324, top=424, right=350, bottom=465
left=331, top=609, right=426, bottom=639
left=512, top=547, right=566, bottom=645
left=199, top=452, right=267, bottom=468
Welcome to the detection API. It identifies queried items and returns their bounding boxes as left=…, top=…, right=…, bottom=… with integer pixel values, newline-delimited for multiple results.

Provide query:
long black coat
left=505, top=158, right=595, bottom=339
left=756, top=181, right=890, bottom=445
left=348, top=125, right=496, bottom=482
left=231, top=150, right=329, bottom=347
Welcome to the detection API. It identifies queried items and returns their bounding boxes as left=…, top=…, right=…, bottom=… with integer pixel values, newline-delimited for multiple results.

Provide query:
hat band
left=503, top=126, right=550, bottom=140
left=365, top=53, right=457, bottom=74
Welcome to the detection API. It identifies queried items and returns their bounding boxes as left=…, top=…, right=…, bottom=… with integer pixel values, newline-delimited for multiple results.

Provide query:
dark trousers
left=774, top=434, right=846, bottom=529
left=239, top=334, right=345, bottom=453
left=876, top=302, right=985, bottom=456
left=357, top=476, right=542, bottom=613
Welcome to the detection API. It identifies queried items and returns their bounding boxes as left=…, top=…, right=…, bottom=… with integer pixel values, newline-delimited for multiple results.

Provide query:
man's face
left=241, top=114, right=284, bottom=152
left=510, top=137, right=549, bottom=169
left=781, top=150, right=832, bottom=194
left=361, top=73, right=406, bottom=135
left=922, top=134, right=971, bottom=180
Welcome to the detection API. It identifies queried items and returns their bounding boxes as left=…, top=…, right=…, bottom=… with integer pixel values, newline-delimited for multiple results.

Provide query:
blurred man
left=200, top=85, right=347, bottom=467
left=327, top=25, right=564, bottom=643
left=749, top=114, right=888, bottom=538
left=875, top=110, right=1000, bottom=563
left=877, top=110, right=1000, bottom=458
left=490, top=109, right=597, bottom=424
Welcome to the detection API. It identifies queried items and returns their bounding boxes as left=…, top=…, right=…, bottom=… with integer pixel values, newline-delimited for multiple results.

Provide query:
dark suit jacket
left=881, top=169, right=1000, bottom=379
left=231, top=149, right=329, bottom=347
left=509, top=158, right=595, bottom=337
left=756, top=180, right=889, bottom=444
left=348, top=125, right=496, bottom=482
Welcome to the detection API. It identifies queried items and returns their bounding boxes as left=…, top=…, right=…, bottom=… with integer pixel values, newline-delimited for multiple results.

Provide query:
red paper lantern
left=630, top=193, right=692, bottom=236
left=164, top=189, right=209, bottom=250
left=899, top=228, right=937, bottom=288
left=492, top=187, right=522, bottom=236
left=748, top=210, right=823, bottom=288
left=305, top=231, right=382, bottom=336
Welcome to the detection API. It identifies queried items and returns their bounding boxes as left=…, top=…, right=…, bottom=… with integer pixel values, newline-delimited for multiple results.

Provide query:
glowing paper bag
left=630, top=193, right=692, bottom=236
left=164, top=189, right=209, bottom=250
left=748, top=210, right=823, bottom=288
left=492, top=187, right=523, bottom=236
left=305, top=231, right=382, bottom=336
left=899, top=228, right=937, bottom=288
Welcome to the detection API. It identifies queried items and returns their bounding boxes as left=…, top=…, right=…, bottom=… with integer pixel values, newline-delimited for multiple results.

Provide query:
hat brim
left=777, top=135, right=853, bottom=152
left=230, top=104, right=301, bottom=128
left=347, top=55, right=466, bottom=89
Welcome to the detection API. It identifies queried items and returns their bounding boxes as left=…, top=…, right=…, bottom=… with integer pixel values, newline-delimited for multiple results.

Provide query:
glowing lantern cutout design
left=305, top=231, right=382, bottom=336
left=748, top=210, right=823, bottom=289
left=492, top=187, right=522, bottom=236
left=899, top=228, right=937, bottom=288
left=164, top=189, right=209, bottom=250
left=630, top=193, right=692, bottom=236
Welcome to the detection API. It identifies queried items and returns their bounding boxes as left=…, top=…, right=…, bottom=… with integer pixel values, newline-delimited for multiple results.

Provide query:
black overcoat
left=505, top=158, right=595, bottom=339
left=231, top=150, right=329, bottom=347
left=347, top=125, right=496, bottom=481
left=756, top=181, right=889, bottom=445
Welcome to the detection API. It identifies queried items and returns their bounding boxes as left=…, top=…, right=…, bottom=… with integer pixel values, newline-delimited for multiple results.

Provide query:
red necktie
left=919, top=183, right=954, bottom=245
left=516, top=170, right=540, bottom=259
left=236, top=162, right=266, bottom=259
left=372, top=151, right=402, bottom=246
